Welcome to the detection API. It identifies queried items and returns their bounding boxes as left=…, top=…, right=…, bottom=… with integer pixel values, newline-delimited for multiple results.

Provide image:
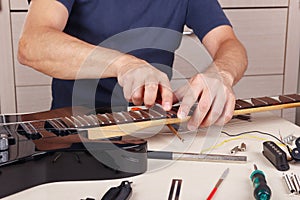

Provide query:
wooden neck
left=12, top=94, right=300, bottom=140
left=87, top=94, right=300, bottom=139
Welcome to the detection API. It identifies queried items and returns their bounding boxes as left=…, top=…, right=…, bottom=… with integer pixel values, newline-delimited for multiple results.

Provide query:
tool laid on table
left=168, top=179, right=183, bottom=200
left=283, top=172, right=300, bottom=195
left=101, top=181, right=133, bottom=200
left=147, top=151, right=247, bottom=163
left=250, top=164, right=271, bottom=200
left=230, top=142, right=246, bottom=154
left=206, top=168, right=229, bottom=200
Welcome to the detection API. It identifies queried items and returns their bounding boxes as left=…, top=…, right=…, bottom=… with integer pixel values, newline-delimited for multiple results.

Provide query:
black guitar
left=1, top=93, right=300, bottom=198
left=0, top=106, right=148, bottom=198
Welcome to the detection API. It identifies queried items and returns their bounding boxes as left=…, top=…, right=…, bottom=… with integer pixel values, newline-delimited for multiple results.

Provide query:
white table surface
left=3, top=112, right=300, bottom=200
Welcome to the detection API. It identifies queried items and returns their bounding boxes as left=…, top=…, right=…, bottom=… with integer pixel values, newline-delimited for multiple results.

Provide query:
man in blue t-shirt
left=18, top=0, right=247, bottom=130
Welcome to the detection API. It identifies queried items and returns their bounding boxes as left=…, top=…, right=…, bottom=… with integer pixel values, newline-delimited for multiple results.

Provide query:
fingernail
left=188, top=124, right=197, bottom=131
left=177, top=110, right=187, bottom=119
left=163, top=102, right=171, bottom=111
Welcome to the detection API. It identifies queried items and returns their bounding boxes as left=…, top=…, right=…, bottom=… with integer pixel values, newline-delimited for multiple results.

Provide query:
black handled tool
left=101, top=181, right=132, bottom=200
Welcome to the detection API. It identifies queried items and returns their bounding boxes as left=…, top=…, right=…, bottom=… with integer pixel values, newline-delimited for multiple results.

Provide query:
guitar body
left=0, top=107, right=147, bottom=198
left=1, top=93, right=300, bottom=197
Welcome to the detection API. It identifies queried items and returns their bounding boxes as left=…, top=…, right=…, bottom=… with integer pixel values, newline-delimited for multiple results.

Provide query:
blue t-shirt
left=52, top=0, right=230, bottom=109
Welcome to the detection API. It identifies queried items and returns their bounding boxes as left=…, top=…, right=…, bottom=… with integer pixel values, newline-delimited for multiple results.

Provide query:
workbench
left=3, top=112, right=300, bottom=200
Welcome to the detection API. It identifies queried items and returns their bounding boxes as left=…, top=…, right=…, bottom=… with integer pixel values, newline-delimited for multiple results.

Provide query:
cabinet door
left=224, top=8, right=288, bottom=76
left=10, top=0, right=28, bottom=10
left=219, top=0, right=288, bottom=8
left=16, top=86, right=52, bottom=113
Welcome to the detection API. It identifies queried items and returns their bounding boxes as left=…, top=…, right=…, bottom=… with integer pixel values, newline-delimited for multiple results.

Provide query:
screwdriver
left=250, top=164, right=271, bottom=200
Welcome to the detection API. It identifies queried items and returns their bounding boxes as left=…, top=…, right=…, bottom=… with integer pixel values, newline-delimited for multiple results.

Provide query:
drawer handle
left=183, top=30, right=194, bottom=35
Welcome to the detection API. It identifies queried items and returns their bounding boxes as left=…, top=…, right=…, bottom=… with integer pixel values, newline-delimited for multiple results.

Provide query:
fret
left=113, top=112, right=127, bottom=123
left=71, top=116, right=84, bottom=127
left=256, top=97, right=280, bottom=105
left=47, top=119, right=61, bottom=130
left=279, top=95, right=295, bottom=103
left=235, top=103, right=242, bottom=109
left=235, top=100, right=253, bottom=109
left=19, top=123, right=32, bottom=135
left=53, top=119, right=71, bottom=136
left=64, top=117, right=78, bottom=128
left=45, top=119, right=66, bottom=136
left=27, top=122, right=38, bottom=134
left=96, top=114, right=111, bottom=125
left=105, top=113, right=118, bottom=124
left=151, top=105, right=167, bottom=117
left=17, top=122, right=42, bottom=140
left=284, top=94, right=300, bottom=101
left=76, top=115, right=91, bottom=126
left=150, top=109, right=166, bottom=119
left=83, top=115, right=99, bottom=126
left=134, top=111, right=145, bottom=120
left=251, top=98, right=268, bottom=107
left=26, top=122, right=41, bottom=140
left=128, top=111, right=143, bottom=121
left=138, top=110, right=153, bottom=120
left=121, top=111, right=135, bottom=121
left=54, top=119, right=67, bottom=129
left=61, top=117, right=77, bottom=128
left=167, top=110, right=177, bottom=118
left=147, top=106, right=166, bottom=118
left=90, top=114, right=105, bottom=125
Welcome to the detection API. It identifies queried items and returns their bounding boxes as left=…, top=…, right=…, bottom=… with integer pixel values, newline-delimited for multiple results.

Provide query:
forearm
left=18, top=27, right=124, bottom=80
left=211, top=38, right=248, bottom=86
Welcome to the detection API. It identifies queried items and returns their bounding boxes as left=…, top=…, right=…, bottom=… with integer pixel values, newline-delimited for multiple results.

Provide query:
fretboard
left=12, top=93, right=300, bottom=140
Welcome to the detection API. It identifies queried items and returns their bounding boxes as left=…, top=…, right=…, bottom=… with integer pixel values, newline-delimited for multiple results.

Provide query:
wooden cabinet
left=173, top=0, right=300, bottom=122
left=1, top=0, right=299, bottom=122
left=10, top=1, right=28, bottom=10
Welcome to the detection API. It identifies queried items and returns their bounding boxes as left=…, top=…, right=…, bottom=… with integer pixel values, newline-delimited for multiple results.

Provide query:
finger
left=123, top=80, right=133, bottom=102
left=177, top=76, right=203, bottom=119
left=200, top=92, right=226, bottom=127
left=131, top=81, right=144, bottom=106
left=144, top=82, right=158, bottom=108
left=187, top=89, right=213, bottom=130
left=214, top=92, right=235, bottom=126
left=159, top=77, right=173, bottom=111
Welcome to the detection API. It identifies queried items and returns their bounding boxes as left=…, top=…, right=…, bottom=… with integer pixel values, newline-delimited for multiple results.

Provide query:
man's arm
left=18, top=0, right=173, bottom=110
left=174, top=25, right=247, bottom=129
left=202, top=25, right=247, bottom=86
left=18, top=0, right=123, bottom=79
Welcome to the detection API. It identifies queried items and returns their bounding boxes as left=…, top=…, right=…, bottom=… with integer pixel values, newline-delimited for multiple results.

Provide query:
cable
left=221, top=130, right=295, bottom=161
left=221, top=130, right=285, bottom=145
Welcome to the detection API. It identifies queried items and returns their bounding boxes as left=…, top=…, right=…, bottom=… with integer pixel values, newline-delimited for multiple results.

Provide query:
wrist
left=205, top=63, right=235, bottom=87
left=218, top=70, right=235, bottom=87
left=111, top=54, right=140, bottom=77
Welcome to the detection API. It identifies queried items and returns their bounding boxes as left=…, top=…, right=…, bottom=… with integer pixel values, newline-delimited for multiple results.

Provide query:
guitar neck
left=5, top=94, right=300, bottom=141
left=234, top=94, right=300, bottom=115
left=87, top=93, right=300, bottom=139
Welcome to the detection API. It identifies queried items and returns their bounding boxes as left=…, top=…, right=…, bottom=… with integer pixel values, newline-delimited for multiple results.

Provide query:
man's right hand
left=114, top=55, right=173, bottom=111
